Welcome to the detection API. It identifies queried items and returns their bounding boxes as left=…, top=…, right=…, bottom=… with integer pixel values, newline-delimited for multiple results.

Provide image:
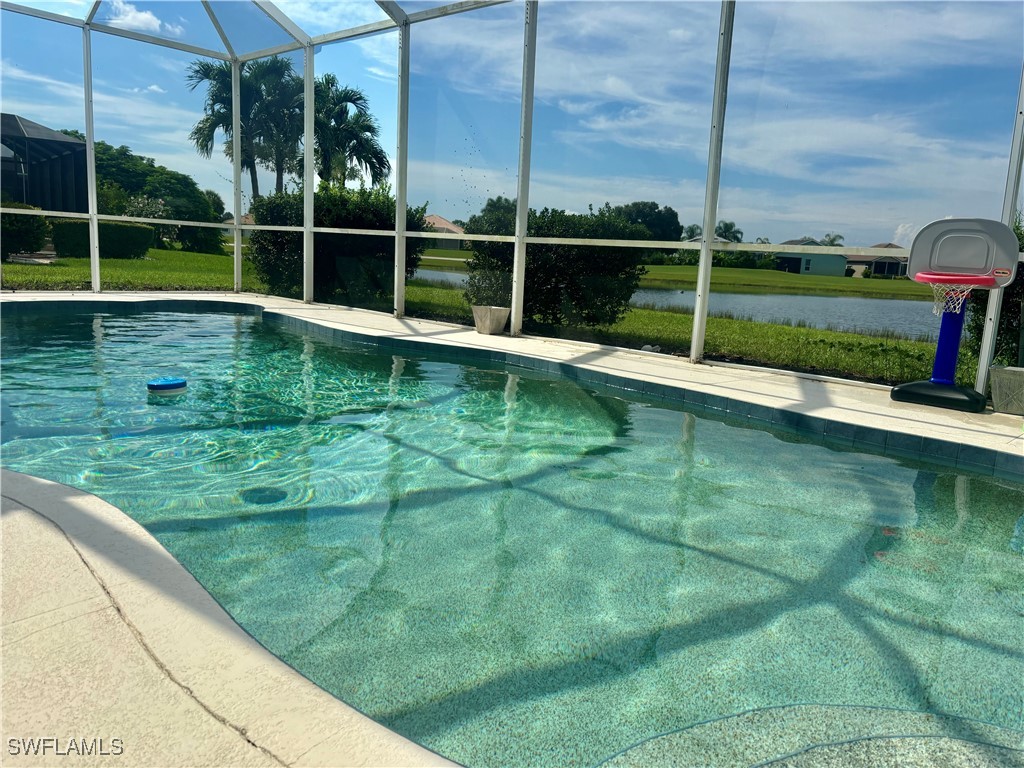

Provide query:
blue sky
left=1, top=0, right=1021, bottom=246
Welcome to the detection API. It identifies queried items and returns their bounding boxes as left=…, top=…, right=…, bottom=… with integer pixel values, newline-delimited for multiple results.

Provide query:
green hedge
left=249, top=186, right=427, bottom=303
left=1, top=204, right=49, bottom=261
left=51, top=220, right=154, bottom=259
left=464, top=197, right=649, bottom=327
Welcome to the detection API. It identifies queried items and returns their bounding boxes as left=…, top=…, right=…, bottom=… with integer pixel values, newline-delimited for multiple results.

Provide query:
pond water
left=414, top=269, right=939, bottom=340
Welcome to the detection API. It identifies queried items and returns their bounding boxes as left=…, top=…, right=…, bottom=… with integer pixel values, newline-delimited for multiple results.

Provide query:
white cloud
left=275, top=0, right=390, bottom=36
left=365, top=66, right=396, bottom=84
left=101, top=0, right=184, bottom=38
left=893, top=222, right=920, bottom=248
left=723, top=112, right=1007, bottom=190
left=557, top=99, right=598, bottom=116
left=353, top=33, right=399, bottom=80
left=731, top=2, right=1023, bottom=77
left=0, top=61, right=86, bottom=127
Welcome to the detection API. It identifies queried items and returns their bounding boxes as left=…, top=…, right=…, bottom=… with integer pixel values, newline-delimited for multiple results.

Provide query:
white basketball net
left=928, top=283, right=975, bottom=316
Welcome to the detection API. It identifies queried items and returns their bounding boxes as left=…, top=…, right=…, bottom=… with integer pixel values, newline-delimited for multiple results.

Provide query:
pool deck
left=2, top=291, right=1023, bottom=767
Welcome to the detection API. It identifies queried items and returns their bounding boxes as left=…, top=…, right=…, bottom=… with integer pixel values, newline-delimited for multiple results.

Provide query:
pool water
left=2, top=311, right=1022, bottom=766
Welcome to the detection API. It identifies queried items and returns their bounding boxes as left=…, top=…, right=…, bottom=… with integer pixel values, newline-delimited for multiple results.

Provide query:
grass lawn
left=1, top=248, right=267, bottom=292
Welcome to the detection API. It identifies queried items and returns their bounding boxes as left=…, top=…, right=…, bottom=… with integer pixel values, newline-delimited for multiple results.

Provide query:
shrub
left=965, top=212, right=1024, bottom=367
left=1, top=204, right=49, bottom=261
left=463, top=198, right=649, bottom=327
left=179, top=225, right=225, bottom=255
left=124, top=194, right=177, bottom=247
left=51, top=220, right=153, bottom=259
left=248, top=185, right=427, bottom=302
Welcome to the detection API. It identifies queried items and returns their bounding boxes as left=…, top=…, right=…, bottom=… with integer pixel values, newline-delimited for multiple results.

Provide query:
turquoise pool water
left=2, top=310, right=1022, bottom=766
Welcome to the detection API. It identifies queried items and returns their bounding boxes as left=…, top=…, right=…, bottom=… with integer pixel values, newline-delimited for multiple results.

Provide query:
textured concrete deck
left=2, top=291, right=1022, bottom=767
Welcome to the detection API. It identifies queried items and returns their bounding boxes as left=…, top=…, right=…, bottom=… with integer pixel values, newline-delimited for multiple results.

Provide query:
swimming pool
left=2, top=307, right=1022, bottom=766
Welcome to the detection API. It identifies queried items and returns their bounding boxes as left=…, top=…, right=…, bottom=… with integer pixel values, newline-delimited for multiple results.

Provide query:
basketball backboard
left=907, top=218, right=1019, bottom=288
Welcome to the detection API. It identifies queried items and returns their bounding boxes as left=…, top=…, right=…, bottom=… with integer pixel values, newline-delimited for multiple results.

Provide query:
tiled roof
left=425, top=214, right=464, bottom=235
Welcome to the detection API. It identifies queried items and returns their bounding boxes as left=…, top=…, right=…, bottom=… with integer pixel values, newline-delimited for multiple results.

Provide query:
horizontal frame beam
left=0, top=1, right=84, bottom=27
left=88, top=21, right=231, bottom=60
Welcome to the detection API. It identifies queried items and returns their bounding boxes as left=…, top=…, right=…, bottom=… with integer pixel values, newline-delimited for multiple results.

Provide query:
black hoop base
left=890, top=380, right=987, bottom=412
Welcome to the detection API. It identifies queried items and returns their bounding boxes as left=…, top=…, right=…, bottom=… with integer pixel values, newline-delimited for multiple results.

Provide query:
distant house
left=223, top=213, right=254, bottom=241
left=775, top=237, right=848, bottom=276
left=1, top=113, right=88, bottom=213
left=844, top=243, right=908, bottom=277
left=868, top=242, right=908, bottom=277
left=424, top=214, right=465, bottom=251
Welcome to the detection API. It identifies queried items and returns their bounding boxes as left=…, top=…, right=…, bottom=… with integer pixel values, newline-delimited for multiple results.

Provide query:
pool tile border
left=4, top=297, right=1021, bottom=483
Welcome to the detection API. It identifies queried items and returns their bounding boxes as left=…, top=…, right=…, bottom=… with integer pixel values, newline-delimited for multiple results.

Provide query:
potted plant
left=989, top=293, right=1024, bottom=415
left=985, top=263, right=1024, bottom=414
left=464, top=267, right=512, bottom=335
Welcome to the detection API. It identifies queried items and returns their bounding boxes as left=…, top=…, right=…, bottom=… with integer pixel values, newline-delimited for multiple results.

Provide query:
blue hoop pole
left=930, top=305, right=967, bottom=386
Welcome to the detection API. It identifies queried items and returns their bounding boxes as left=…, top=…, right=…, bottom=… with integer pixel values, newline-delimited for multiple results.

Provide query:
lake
left=414, top=268, right=939, bottom=340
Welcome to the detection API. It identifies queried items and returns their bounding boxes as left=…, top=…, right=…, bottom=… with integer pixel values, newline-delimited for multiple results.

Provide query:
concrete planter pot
left=472, top=305, right=510, bottom=335
left=990, top=365, right=1024, bottom=415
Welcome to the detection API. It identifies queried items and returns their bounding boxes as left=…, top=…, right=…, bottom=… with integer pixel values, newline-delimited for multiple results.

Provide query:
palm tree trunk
left=248, top=164, right=261, bottom=200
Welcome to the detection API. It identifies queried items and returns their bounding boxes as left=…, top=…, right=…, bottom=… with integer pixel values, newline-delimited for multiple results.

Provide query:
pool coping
left=3, top=292, right=1021, bottom=482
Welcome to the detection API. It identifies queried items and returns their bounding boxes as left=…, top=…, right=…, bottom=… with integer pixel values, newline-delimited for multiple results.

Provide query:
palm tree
left=683, top=223, right=702, bottom=240
left=313, top=75, right=390, bottom=188
left=821, top=232, right=845, bottom=246
left=252, top=64, right=303, bottom=194
left=186, top=57, right=302, bottom=198
left=715, top=220, right=743, bottom=243
left=755, top=236, right=771, bottom=244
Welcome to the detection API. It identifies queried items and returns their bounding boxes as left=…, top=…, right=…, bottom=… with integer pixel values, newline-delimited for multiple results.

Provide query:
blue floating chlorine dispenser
left=147, top=376, right=187, bottom=396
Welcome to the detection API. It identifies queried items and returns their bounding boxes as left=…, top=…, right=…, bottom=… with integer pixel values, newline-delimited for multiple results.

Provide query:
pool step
left=600, top=704, right=1024, bottom=767
left=760, top=735, right=1024, bottom=767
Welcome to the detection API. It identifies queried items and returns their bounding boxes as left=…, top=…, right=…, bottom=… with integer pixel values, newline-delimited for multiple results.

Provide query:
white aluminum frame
left=975, top=61, right=1024, bottom=393
left=511, top=1, right=538, bottom=337
left=382, top=1, right=411, bottom=317
left=303, top=44, right=315, bottom=302
left=690, top=0, right=735, bottom=364
left=82, top=23, right=100, bottom=291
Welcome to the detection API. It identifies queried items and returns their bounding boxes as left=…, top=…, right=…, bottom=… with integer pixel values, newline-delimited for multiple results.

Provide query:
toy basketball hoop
left=891, top=218, right=1019, bottom=413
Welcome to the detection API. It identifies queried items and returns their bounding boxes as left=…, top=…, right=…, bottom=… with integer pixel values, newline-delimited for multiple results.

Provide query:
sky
left=1, top=0, right=1022, bottom=247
